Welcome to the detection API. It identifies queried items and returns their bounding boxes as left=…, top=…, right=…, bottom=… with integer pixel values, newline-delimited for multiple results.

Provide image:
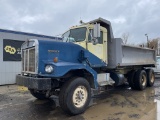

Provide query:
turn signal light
left=53, top=57, right=58, bottom=63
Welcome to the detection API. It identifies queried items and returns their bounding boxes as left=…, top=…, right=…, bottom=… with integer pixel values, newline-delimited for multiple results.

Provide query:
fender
left=39, top=61, right=98, bottom=88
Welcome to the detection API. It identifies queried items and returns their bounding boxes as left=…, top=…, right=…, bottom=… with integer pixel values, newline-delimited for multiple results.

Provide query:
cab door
left=87, top=29, right=107, bottom=62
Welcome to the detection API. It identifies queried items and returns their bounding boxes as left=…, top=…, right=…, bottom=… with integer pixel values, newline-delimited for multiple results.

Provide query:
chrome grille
left=25, top=50, right=28, bottom=71
left=29, top=49, right=35, bottom=72
left=22, top=47, right=36, bottom=73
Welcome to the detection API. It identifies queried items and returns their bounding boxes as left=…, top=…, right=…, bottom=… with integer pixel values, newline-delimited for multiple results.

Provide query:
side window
left=88, top=29, right=93, bottom=42
left=98, top=31, right=103, bottom=44
left=88, top=29, right=103, bottom=44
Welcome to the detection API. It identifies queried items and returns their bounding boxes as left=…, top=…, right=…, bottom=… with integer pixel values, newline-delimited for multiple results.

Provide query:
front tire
left=29, top=89, right=48, bottom=100
left=59, top=77, right=91, bottom=115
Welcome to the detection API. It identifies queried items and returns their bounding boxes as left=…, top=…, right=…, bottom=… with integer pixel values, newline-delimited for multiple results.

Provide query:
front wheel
left=29, top=89, right=48, bottom=100
left=59, top=77, right=91, bottom=115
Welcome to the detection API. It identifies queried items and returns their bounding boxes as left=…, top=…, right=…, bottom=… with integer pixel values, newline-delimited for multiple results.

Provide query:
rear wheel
left=146, top=69, right=155, bottom=87
left=29, top=89, right=48, bottom=100
left=135, top=70, right=147, bottom=90
left=59, top=77, right=91, bottom=115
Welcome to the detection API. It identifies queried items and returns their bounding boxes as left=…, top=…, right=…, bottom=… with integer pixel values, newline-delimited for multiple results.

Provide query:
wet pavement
left=0, top=80, right=160, bottom=120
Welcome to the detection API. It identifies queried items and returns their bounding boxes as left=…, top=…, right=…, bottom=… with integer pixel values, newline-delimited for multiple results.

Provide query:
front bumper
left=16, top=74, right=51, bottom=90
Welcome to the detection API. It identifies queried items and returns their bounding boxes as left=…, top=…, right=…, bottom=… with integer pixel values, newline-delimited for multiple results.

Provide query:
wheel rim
left=141, top=74, right=147, bottom=86
left=72, top=86, right=88, bottom=108
left=151, top=73, right=155, bottom=83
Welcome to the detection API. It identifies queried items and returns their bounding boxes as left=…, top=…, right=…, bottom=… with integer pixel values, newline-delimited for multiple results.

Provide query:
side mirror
left=92, top=38, right=98, bottom=45
left=93, top=23, right=100, bottom=38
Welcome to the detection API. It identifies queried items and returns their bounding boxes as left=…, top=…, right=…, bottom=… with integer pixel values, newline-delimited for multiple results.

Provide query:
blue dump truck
left=16, top=18, right=156, bottom=115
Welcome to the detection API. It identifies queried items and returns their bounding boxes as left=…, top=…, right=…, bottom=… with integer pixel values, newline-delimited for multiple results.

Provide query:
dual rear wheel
left=128, top=69, right=155, bottom=90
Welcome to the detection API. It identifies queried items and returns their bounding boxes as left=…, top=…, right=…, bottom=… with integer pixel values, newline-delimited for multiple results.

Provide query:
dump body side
left=107, top=38, right=156, bottom=68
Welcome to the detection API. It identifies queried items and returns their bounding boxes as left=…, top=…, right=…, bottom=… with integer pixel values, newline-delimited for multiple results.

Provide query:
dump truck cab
left=62, top=24, right=107, bottom=62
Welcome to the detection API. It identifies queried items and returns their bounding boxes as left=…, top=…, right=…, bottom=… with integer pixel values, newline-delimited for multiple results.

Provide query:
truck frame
left=16, top=18, right=156, bottom=115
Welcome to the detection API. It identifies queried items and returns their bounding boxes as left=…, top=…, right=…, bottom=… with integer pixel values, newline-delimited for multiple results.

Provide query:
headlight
left=45, top=65, right=53, bottom=73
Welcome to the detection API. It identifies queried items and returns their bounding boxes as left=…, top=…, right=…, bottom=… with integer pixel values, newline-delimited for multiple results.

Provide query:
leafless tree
left=121, top=32, right=129, bottom=44
left=147, top=37, right=160, bottom=55
left=148, top=38, right=160, bottom=49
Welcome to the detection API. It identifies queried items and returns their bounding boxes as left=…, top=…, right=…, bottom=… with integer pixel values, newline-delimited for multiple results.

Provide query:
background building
left=0, top=29, right=62, bottom=85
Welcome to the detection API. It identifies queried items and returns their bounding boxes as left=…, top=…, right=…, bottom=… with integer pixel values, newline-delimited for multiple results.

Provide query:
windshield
left=62, top=27, right=86, bottom=42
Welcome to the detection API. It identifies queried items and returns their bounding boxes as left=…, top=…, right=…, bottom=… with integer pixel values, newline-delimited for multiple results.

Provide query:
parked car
left=153, top=56, right=160, bottom=75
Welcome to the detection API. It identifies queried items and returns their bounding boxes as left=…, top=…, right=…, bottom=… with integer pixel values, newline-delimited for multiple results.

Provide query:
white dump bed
left=107, top=38, right=156, bottom=68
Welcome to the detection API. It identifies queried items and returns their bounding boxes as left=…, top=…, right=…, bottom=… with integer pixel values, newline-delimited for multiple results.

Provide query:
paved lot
left=0, top=80, right=160, bottom=120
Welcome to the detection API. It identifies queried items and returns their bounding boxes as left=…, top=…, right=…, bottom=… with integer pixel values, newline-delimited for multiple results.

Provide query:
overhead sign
left=3, top=39, right=24, bottom=61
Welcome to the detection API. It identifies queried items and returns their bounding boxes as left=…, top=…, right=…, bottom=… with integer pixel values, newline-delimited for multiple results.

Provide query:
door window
left=88, top=29, right=103, bottom=44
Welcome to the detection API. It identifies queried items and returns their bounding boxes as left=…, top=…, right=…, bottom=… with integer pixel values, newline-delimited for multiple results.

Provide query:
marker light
left=53, top=57, right=58, bottom=63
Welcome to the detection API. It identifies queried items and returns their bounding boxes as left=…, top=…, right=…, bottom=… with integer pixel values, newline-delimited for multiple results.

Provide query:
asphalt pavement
left=0, top=80, right=160, bottom=120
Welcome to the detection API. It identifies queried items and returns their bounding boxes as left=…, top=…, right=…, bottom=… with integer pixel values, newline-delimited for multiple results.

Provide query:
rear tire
left=146, top=69, right=155, bottom=87
left=59, top=77, right=91, bottom=115
left=29, top=89, right=47, bottom=100
left=135, top=70, right=147, bottom=90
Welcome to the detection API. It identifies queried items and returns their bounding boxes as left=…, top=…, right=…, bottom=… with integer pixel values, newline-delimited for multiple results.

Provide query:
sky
left=0, top=0, right=160, bottom=44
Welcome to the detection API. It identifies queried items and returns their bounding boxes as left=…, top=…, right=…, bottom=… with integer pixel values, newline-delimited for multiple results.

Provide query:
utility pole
left=157, top=40, right=160, bottom=55
left=145, top=34, right=149, bottom=47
